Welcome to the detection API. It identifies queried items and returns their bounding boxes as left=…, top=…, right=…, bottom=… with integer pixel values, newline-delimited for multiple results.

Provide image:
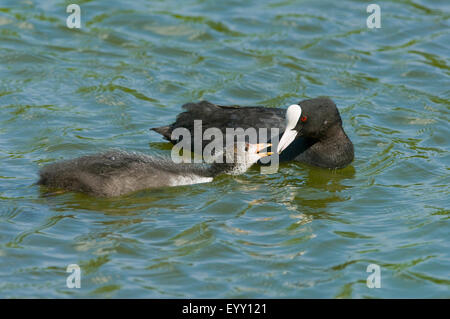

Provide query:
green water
left=0, top=0, right=449, bottom=298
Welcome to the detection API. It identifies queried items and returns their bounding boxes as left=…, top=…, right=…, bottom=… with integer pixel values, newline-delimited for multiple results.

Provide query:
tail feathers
left=150, top=125, right=173, bottom=141
left=151, top=101, right=228, bottom=142
left=37, top=175, right=46, bottom=186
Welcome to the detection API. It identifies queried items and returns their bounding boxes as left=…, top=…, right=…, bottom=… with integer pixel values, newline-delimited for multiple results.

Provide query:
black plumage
left=151, top=97, right=354, bottom=169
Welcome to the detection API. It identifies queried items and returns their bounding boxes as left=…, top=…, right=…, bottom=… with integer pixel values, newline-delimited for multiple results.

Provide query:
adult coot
left=151, top=97, right=354, bottom=169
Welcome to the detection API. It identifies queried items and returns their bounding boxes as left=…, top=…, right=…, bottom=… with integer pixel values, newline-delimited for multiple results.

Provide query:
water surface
left=0, top=0, right=449, bottom=298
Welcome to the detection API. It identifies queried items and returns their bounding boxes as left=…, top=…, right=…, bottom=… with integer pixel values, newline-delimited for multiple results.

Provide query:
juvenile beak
left=255, top=143, right=273, bottom=158
left=277, top=129, right=298, bottom=153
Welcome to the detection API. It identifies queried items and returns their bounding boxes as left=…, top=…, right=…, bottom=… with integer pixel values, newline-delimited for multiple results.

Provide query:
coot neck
left=321, top=123, right=345, bottom=141
left=303, top=123, right=354, bottom=169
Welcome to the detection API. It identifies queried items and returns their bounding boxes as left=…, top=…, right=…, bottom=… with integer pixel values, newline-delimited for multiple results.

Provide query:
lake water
left=0, top=0, right=449, bottom=298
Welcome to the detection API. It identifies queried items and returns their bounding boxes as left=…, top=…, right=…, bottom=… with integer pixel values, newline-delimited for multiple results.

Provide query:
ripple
left=0, top=0, right=449, bottom=298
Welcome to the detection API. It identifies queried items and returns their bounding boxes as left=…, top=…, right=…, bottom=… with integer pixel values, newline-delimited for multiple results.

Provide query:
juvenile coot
left=151, top=97, right=354, bottom=169
left=38, top=142, right=272, bottom=197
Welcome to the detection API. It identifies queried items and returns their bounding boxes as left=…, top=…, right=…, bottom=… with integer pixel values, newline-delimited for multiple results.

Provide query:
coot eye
left=301, top=115, right=307, bottom=123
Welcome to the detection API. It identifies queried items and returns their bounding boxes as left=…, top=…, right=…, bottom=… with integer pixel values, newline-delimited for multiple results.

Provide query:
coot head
left=277, top=98, right=343, bottom=153
left=212, top=142, right=273, bottom=175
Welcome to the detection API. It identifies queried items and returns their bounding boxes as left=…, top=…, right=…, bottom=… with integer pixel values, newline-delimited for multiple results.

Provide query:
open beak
left=277, top=129, right=298, bottom=153
left=255, top=143, right=273, bottom=158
